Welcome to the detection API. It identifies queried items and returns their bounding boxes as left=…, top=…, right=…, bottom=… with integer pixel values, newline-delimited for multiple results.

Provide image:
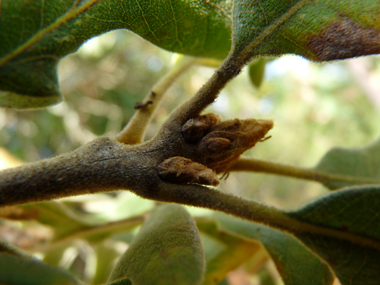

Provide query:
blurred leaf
left=248, top=58, right=266, bottom=89
left=107, top=279, right=132, bottom=285
left=43, top=244, right=72, bottom=267
left=40, top=213, right=143, bottom=251
left=95, top=192, right=154, bottom=222
left=231, top=0, right=380, bottom=62
left=22, top=201, right=143, bottom=249
left=197, top=219, right=262, bottom=285
left=258, top=268, right=277, bottom=285
left=287, top=186, right=380, bottom=284
left=109, top=204, right=204, bottom=285
left=92, top=241, right=124, bottom=285
left=314, top=138, right=380, bottom=190
left=0, top=0, right=231, bottom=108
left=213, top=213, right=334, bottom=285
left=216, top=278, right=229, bottom=285
left=0, top=253, right=80, bottom=285
left=22, top=201, right=94, bottom=239
left=79, top=216, right=144, bottom=244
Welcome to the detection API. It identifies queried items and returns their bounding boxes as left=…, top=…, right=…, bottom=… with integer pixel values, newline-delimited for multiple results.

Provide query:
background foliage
left=1, top=27, right=380, bottom=284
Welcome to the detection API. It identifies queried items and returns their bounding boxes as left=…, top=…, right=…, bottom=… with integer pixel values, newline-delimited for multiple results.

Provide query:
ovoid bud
left=157, top=156, right=219, bottom=186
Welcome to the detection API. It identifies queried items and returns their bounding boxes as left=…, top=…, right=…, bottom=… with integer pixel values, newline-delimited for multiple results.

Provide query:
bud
left=157, top=156, right=219, bottom=186
left=182, top=113, right=222, bottom=142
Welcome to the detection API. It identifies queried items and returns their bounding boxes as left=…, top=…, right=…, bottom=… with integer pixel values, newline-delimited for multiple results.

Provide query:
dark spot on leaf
left=308, top=19, right=380, bottom=61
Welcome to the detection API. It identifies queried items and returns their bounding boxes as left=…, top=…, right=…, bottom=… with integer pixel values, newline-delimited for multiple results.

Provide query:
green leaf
left=197, top=218, right=262, bottom=285
left=287, top=186, right=380, bottom=284
left=109, top=204, right=204, bottom=285
left=248, top=58, right=266, bottom=89
left=231, top=0, right=380, bottom=63
left=258, top=268, right=277, bottom=285
left=216, top=278, right=229, bottom=285
left=26, top=201, right=144, bottom=253
left=107, top=279, right=132, bottom=285
left=43, top=244, right=72, bottom=268
left=0, top=253, right=80, bottom=285
left=22, top=201, right=94, bottom=238
left=0, top=0, right=231, bottom=109
left=314, top=138, right=380, bottom=190
left=80, top=216, right=144, bottom=244
left=92, top=242, right=124, bottom=285
left=213, top=213, right=334, bottom=285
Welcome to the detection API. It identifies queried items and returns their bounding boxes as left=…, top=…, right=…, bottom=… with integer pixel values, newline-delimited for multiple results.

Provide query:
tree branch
left=0, top=50, right=272, bottom=217
left=148, top=181, right=380, bottom=251
left=157, top=54, right=243, bottom=138
left=0, top=137, right=162, bottom=206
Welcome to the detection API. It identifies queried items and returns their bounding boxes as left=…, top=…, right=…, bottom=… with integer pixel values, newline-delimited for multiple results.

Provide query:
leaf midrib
left=0, top=0, right=101, bottom=68
left=233, top=0, right=312, bottom=62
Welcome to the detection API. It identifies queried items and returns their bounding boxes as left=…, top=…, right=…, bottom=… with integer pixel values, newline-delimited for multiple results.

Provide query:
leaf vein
left=236, top=0, right=312, bottom=62
left=0, top=0, right=102, bottom=67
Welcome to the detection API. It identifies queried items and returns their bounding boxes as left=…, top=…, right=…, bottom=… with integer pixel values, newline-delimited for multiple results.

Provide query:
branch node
left=134, top=100, right=153, bottom=110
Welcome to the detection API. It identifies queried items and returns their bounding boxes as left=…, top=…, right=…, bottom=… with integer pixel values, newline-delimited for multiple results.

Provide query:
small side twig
left=160, top=54, right=243, bottom=132
left=115, top=57, right=196, bottom=144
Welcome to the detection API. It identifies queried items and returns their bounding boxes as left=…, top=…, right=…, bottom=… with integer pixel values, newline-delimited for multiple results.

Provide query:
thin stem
left=229, top=157, right=380, bottom=187
left=116, top=57, right=196, bottom=144
left=160, top=54, right=243, bottom=130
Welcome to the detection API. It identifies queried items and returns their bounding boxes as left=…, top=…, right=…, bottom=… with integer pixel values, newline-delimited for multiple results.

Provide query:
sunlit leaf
left=231, top=0, right=380, bottom=63
left=213, top=213, right=334, bottom=285
left=92, top=242, right=124, bottom=285
left=197, top=218, right=262, bottom=285
left=314, top=138, right=380, bottom=190
left=0, top=0, right=231, bottom=108
left=43, top=244, right=72, bottom=268
left=0, top=253, right=80, bottom=285
left=109, top=204, right=204, bottom=285
left=287, top=186, right=380, bottom=284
